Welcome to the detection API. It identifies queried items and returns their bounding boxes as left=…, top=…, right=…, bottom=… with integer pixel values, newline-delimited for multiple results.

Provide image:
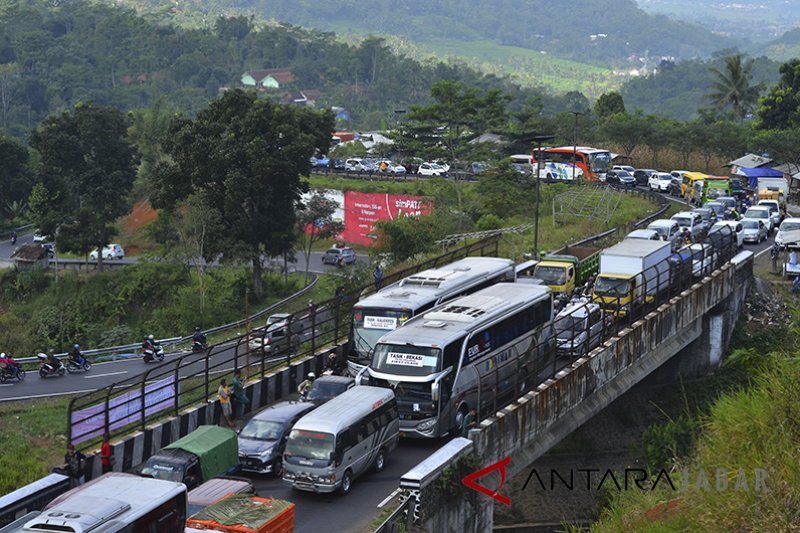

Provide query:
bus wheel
left=374, top=448, right=386, bottom=472
left=453, top=404, right=469, bottom=436
left=339, top=469, right=353, bottom=495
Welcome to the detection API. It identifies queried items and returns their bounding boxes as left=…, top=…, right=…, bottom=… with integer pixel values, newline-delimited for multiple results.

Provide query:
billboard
left=342, top=192, right=432, bottom=246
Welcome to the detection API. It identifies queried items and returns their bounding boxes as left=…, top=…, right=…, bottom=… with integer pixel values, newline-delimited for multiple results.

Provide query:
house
left=240, top=68, right=298, bottom=90
left=726, top=153, right=773, bottom=175
left=280, top=89, right=323, bottom=107
left=11, top=244, right=49, bottom=271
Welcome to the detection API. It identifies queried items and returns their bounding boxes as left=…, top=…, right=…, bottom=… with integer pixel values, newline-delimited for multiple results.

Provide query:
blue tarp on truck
left=736, top=167, right=784, bottom=188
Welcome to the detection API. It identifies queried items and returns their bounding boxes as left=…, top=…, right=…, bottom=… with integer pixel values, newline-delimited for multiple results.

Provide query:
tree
left=373, top=214, right=441, bottom=263
left=296, top=192, right=345, bottom=283
left=756, top=59, right=800, bottom=130
left=29, top=103, right=138, bottom=271
left=151, top=89, right=333, bottom=299
left=0, top=133, right=31, bottom=217
left=595, top=91, right=625, bottom=119
left=708, top=54, right=762, bottom=123
left=599, top=112, right=652, bottom=159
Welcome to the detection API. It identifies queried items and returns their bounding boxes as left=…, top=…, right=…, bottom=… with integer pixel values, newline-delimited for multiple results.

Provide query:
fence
left=66, top=236, right=501, bottom=451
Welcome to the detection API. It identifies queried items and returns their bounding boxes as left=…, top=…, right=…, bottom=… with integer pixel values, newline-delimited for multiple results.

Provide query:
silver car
left=740, top=218, right=767, bottom=244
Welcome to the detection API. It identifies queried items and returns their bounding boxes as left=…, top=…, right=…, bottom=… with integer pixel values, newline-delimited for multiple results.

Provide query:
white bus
left=360, top=282, right=554, bottom=438
left=0, top=473, right=187, bottom=533
left=282, top=386, right=399, bottom=495
left=348, top=256, right=516, bottom=374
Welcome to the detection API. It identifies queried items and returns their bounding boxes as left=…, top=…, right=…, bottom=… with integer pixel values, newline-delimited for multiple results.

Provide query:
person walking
left=100, top=434, right=112, bottom=474
left=231, top=370, right=249, bottom=420
left=218, top=379, right=233, bottom=428
left=64, top=444, right=86, bottom=487
left=373, top=265, right=383, bottom=291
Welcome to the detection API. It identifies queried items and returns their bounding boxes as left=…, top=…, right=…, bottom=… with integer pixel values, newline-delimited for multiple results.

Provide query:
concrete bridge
left=380, top=250, right=754, bottom=532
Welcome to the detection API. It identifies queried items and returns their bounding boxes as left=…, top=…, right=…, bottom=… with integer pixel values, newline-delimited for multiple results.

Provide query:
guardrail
left=66, top=236, right=502, bottom=451
left=14, top=274, right=319, bottom=365
left=0, top=223, right=34, bottom=240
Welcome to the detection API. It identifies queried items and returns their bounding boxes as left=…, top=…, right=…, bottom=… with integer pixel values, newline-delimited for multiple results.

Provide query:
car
left=740, top=218, right=768, bottom=244
left=691, top=207, right=717, bottom=231
left=625, top=229, right=662, bottom=242
left=668, top=177, right=683, bottom=197
left=743, top=206, right=774, bottom=235
left=704, top=201, right=726, bottom=220
left=303, top=375, right=356, bottom=406
left=612, top=164, right=635, bottom=174
left=775, top=218, right=800, bottom=248
left=670, top=170, right=690, bottom=180
left=433, top=160, right=451, bottom=172
left=554, top=302, right=604, bottom=356
left=332, top=159, right=346, bottom=171
left=238, top=400, right=317, bottom=475
left=32, top=232, right=48, bottom=243
left=710, top=221, right=744, bottom=249
left=647, top=219, right=684, bottom=252
left=633, top=169, right=657, bottom=186
left=716, top=196, right=738, bottom=216
left=671, top=211, right=706, bottom=242
left=605, top=170, right=636, bottom=188
left=322, top=246, right=356, bottom=266
left=378, top=160, right=406, bottom=174
left=417, top=162, right=446, bottom=176
left=89, top=243, right=124, bottom=260
left=757, top=199, right=783, bottom=227
left=345, top=158, right=367, bottom=172
left=511, top=163, right=533, bottom=175
left=688, top=243, right=718, bottom=278
left=315, top=156, right=330, bottom=167
left=266, top=313, right=291, bottom=327
left=648, top=172, right=673, bottom=192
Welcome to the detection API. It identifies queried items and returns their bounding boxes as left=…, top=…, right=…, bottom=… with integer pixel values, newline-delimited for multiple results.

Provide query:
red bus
left=531, top=146, right=612, bottom=182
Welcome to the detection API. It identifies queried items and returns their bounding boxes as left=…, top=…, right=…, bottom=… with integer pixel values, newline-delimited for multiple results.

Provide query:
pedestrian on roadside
left=373, top=265, right=383, bottom=291
left=100, top=434, right=112, bottom=474
left=231, top=370, right=249, bottom=419
left=771, top=242, right=781, bottom=274
left=462, top=408, right=477, bottom=438
left=218, top=379, right=234, bottom=428
left=793, top=275, right=800, bottom=294
left=65, top=444, right=86, bottom=487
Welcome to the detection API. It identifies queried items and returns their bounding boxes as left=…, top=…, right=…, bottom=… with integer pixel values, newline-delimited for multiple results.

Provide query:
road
left=0, top=230, right=369, bottom=275
left=248, top=437, right=440, bottom=533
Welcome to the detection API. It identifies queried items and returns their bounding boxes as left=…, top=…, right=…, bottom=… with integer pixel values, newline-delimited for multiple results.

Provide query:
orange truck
left=187, top=494, right=294, bottom=533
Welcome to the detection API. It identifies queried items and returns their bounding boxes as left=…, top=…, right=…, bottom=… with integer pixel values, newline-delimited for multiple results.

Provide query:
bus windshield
left=588, top=152, right=611, bottom=173
left=372, top=344, right=441, bottom=377
left=594, top=277, right=630, bottom=297
left=352, top=308, right=412, bottom=359
left=285, top=430, right=334, bottom=461
left=534, top=265, right=567, bottom=285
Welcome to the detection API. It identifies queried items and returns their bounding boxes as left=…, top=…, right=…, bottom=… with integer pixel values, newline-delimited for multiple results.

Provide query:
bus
left=0, top=473, right=187, bottom=533
left=532, top=146, right=612, bottom=182
left=681, top=171, right=708, bottom=200
left=359, top=282, right=554, bottom=438
left=0, top=474, right=70, bottom=527
left=347, top=256, right=516, bottom=374
left=282, top=386, right=399, bottom=495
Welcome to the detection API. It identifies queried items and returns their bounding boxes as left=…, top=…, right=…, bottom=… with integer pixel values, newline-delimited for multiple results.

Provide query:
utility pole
left=571, top=111, right=584, bottom=182
left=532, top=134, right=556, bottom=260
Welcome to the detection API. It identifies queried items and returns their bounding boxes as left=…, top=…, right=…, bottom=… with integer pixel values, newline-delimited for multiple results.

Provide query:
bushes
left=0, top=263, right=303, bottom=354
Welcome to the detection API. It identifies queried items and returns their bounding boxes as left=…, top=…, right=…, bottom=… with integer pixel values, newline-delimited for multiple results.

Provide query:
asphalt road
left=248, top=436, right=441, bottom=533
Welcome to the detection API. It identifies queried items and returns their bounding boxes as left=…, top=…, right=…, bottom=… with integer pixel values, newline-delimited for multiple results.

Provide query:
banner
left=342, top=192, right=432, bottom=246
left=70, top=374, right=177, bottom=445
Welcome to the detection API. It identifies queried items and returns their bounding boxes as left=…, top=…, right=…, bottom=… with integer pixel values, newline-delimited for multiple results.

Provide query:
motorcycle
left=66, top=357, right=92, bottom=373
left=143, top=344, right=165, bottom=363
left=0, top=361, right=24, bottom=383
left=191, top=339, right=207, bottom=353
left=38, top=358, right=66, bottom=378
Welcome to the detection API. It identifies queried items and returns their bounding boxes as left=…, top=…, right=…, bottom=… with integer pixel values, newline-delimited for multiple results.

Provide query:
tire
left=0, top=372, right=6, bottom=383
left=66, top=362, right=77, bottom=374
left=58, top=367, right=65, bottom=376
left=374, top=448, right=386, bottom=473
left=83, top=361, right=92, bottom=371
left=16, top=369, right=25, bottom=381
left=454, top=404, right=469, bottom=436
left=339, top=469, right=353, bottom=495
left=39, top=368, right=47, bottom=378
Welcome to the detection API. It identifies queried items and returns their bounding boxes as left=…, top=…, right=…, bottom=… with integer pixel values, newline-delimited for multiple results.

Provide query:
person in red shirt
left=101, top=434, right=112, bottom=474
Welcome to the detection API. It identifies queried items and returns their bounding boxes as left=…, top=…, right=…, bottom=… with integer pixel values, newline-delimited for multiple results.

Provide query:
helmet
left=307, top=372, right=315, bottom=380
left=308, top=300, right=313, bottom=306
left=0, top=353, right=4, bottom=358
left=37, top=353, right=47, bottom=360
left=195, top=326, right=201, bottom=331
left=73, top=344, right=80, bottom=350
left=148, top=334, right=155, bottom=340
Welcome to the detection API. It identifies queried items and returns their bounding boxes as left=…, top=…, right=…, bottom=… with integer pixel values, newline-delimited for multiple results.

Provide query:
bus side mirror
left=431, top=381, right=439, bottom=402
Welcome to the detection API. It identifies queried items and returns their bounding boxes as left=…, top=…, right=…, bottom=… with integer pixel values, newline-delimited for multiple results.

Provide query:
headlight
left=416, top=418, right=436, bottom=432
left=259, top=449, right=273, bottom=458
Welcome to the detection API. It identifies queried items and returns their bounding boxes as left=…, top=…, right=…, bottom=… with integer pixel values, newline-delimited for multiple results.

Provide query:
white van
left=282, top=386, right=399, bottom=495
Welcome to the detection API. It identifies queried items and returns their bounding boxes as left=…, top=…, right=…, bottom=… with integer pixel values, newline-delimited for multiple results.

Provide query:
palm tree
left=708, top=54, right=763, bottom=123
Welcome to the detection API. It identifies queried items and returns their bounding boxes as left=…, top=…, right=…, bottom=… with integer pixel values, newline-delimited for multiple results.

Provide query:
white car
left=417, top=162, right=446, bottom=176
left=710, top=221, right=744, bottom=249
left=647, top=219, right=683, bottom=252
left=625, top=229, right=661, bottom=242
left=612, top=164, right=635, bottom=174
left=743, top=206, right=774, bottom=235
left=344, top=158, right=367, bottom=172
left=648, top=172, right=673, bottom=192
left=89, top=244, right=125, bottom=260
left=32, top=232, right=48, bottom=243
left=689, top=244, right=718, bottom=278
left=775, top=218, right=800, bottom=248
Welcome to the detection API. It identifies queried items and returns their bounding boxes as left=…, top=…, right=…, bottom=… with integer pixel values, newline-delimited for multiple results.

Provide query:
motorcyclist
left=40, top=350, right=62, bottom=374
left=142, top=335, right=158, bottom=361
left=10, top=231, right=16, bottom=245
left=297, top=372, right=315, bottom=398
left=70, top=344, right=86, bottom=367
left=682, top=227, right=693, bottom=245
left=192, top=326, right=207, bottom=346
left=0, top=352, right=19, bottom=379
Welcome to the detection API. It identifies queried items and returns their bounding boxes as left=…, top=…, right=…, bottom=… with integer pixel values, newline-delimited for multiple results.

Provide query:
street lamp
left=570, top=110, right=585, bottom=182
left=532, top=134, right=556, bottom=260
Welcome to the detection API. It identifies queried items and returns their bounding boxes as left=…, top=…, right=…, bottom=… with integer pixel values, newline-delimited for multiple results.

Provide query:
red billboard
left=342, top=192, right=432, bottom=246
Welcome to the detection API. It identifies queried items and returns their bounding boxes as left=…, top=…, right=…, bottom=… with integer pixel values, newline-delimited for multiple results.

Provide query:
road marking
left=0, top=388, right=99, bottom=401
left=84, top=371, right=128, bottom=379
left=0, top=384, right=16, bottom=387
left=377, top=488, right=401, bottom=509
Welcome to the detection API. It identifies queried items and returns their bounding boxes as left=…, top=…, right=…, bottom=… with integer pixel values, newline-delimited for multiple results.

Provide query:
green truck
left=140, top=425, right=240, bottom=490
left=532, top=245, right=602, bottom=297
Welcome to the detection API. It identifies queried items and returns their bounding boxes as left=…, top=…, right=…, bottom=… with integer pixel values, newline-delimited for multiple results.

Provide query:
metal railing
left=66, top=236, right=501, bottom=450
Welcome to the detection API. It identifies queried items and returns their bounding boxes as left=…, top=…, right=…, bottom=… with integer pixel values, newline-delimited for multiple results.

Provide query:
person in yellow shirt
left=218, top=379, right=233, bottom=427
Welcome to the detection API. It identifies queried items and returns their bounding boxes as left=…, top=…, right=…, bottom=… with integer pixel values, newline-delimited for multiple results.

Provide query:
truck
left=532, top=245, right=601, bottom=297
left=592, top=240, right=672, bottom=316
left=139, top=425, right=240, bottom=491
left=757, top=177, right=788, bottom=205
left=187, top=493, right=295, bottom=533
left=698, top=176, right=730, bottom=205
